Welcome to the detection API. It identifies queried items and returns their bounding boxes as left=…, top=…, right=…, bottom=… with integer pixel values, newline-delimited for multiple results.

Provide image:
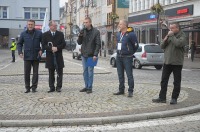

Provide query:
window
left=24, top=7, right=46, bottom=20
left=24, top=7, right=31, bottom=19
left=144, top=45, right=164, bottom=53
left=136, top=46, right=142, bottom=52
left=0, top=6, right=8, bottom=19
left=32, top=8, right=38, bottom=19
left=40, top=8, right=46, bottom=19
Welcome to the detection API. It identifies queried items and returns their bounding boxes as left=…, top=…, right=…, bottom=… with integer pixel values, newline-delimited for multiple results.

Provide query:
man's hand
left=167, top=31, right=174, bottom=36
left=93, top=56, right=97, bottom=61
left=163, top=35, right=169, bottom=41
left=38, top=50, right=42, bottom=56
left=19, top=54, right=23, bottom=59
left=52, top=47, right=58, bottom=53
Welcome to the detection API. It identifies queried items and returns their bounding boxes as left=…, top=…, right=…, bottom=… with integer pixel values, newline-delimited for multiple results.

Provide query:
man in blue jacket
left=17, top=19, right=42, bottom=93
left=113, top=19, right=138, bottom=97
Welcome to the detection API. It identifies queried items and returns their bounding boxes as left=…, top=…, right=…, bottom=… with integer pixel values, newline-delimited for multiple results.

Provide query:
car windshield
left=144, top=45, right=164, bottom=53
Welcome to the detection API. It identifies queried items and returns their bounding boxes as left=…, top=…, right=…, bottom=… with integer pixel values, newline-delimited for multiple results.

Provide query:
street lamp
left=64, top=26, right=67, bottom=39
left=111, top=0, right=119, bottom=53
left=156, top=0, right=160, bottom=44
left=50, top=0, right=52, bottom=20
left=150, top=0, right=163, bottom=44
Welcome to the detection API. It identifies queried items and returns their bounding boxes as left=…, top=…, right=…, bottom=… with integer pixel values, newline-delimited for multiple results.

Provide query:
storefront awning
left=183, top=29, right=200, bottom=32
left=0, top=28, right=9, bottom=36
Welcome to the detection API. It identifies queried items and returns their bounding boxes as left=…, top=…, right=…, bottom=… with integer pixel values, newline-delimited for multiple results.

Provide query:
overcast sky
left=60, top=0, right=68, bottom=7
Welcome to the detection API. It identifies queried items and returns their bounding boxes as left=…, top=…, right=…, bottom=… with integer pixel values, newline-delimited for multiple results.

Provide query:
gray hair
left=48, top=20, right=57, bottom=26
left=120, top=19, right=128, bottom=27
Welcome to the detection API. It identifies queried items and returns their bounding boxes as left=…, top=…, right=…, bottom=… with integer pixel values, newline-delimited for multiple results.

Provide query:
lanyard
left=120, top=32, right=125, bottom=42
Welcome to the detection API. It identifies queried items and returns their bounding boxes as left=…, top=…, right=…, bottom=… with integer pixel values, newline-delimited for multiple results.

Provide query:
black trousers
left=11, top=50, right=15, bottom=62
left=24, top=60, right=39, bottom=90
left=48, top=68, right=63, bottom=90
left=159, top=64, right=183, bottom=100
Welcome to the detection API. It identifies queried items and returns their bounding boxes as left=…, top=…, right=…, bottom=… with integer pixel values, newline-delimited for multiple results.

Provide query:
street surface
left=0, top=49, right=200, bottom=131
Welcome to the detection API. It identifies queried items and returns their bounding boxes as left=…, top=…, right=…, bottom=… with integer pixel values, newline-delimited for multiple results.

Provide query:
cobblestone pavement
left=0, top=49, right=200, bottom=129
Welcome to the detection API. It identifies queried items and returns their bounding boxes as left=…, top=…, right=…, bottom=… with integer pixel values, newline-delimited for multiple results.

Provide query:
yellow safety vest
left=10, top=42, right=17, bottom=51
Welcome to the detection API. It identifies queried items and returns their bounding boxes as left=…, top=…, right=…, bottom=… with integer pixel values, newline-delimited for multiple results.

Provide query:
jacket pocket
left=24, top=49, right=31, bottom=59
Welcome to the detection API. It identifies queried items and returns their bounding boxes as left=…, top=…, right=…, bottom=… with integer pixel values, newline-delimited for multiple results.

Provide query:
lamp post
left=50, top=0, right=52, bottom=20
left=64, top=26, right=67, bottom=39
left=68, top=2, right=73, bottom=51
left=112, top=0, right=116, bottom=52
left=156, top=0, right=160, bottom=44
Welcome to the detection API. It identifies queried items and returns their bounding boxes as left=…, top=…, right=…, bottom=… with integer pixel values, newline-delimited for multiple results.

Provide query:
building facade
left=0, top=0, right=60, bottom=48
left=128, top=0, right=200, bottom=55
left=62, top=0, right=129, bottom=54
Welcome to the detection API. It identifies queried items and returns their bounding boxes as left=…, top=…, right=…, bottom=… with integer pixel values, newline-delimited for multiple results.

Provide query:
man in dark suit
left=42, top=20, right=66, bottom=92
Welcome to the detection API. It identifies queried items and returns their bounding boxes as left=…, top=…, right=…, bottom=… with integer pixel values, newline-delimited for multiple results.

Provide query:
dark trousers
left=159, top=64, right=183, bottom=100
left=116, top=56, right=134, bottom=93
left=11, top=50, right=15, bottom=62
left=48, top=68, right=63, bottom=90
left=24, top=60, right=39, bottom=90
left=191, top=51, right=195, bottom=61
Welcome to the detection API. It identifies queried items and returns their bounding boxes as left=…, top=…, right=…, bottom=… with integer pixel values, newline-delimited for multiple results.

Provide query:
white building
left=129, top=0, right=200, bottom=51
left=0, top=0, right=60, bottom=47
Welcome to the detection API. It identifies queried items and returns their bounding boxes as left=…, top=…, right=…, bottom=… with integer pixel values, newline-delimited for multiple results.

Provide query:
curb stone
left=1, top=104, right=200, bottom=127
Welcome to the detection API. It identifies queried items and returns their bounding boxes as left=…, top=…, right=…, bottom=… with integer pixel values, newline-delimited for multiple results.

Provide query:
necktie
left=52, top=32, right=55, bottom=37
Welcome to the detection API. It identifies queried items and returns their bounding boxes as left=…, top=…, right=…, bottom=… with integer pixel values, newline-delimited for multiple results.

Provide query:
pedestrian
left=190, top=40, right=196, bottom=62
left=17, top=19, right=42, bottom=93
left=10, top=38, right=17, bottom=62
left=113, top=19, right=139, bottom=97
left=152, top=22, right=186, bottom=104
left=77, top=17, right=101, bottom=94
left=42, top=20, right=66, bottom=93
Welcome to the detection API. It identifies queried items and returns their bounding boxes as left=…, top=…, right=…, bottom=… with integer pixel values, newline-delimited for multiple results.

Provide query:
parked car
left=72, top=42, right=81, bottom=60
left=110, top=43, right=164, bottom=70
left=65, top=40, right=76, bottom=51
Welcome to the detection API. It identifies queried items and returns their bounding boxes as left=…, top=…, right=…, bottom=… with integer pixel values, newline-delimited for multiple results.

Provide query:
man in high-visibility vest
left=10, top=38, right=17, bottom=62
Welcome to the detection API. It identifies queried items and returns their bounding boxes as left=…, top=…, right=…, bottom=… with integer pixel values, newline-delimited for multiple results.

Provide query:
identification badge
left=117, top=43, right=122, bottom=50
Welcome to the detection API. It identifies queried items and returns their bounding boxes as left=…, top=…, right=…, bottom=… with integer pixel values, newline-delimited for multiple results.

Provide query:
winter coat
left=42, top=30, right=66, bottom=69
left=17, top=29, right=42, bottom=60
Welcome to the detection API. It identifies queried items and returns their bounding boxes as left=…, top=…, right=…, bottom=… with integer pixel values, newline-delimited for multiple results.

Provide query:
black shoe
left=80, top=88, right=87, bottom=92
left=86, top=89, right=92, bottom=94
left=24, top=90, right=30, bottom=93
left=56, top=89, right=61, bottom=92
left=48, top=89, right=55, bottom=93
left=113, top=91, right=124, bottom=95
left=32, top=89, right=37, bottom=93
left=152, top=98, right=166, bottom=103
left=128, top=92, right=133, bottom=97
left=170, top=99, right=177, bottom=105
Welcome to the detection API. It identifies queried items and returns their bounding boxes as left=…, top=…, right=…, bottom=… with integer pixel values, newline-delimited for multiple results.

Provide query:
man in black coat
left=42, top=20, right=66, bottom=92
